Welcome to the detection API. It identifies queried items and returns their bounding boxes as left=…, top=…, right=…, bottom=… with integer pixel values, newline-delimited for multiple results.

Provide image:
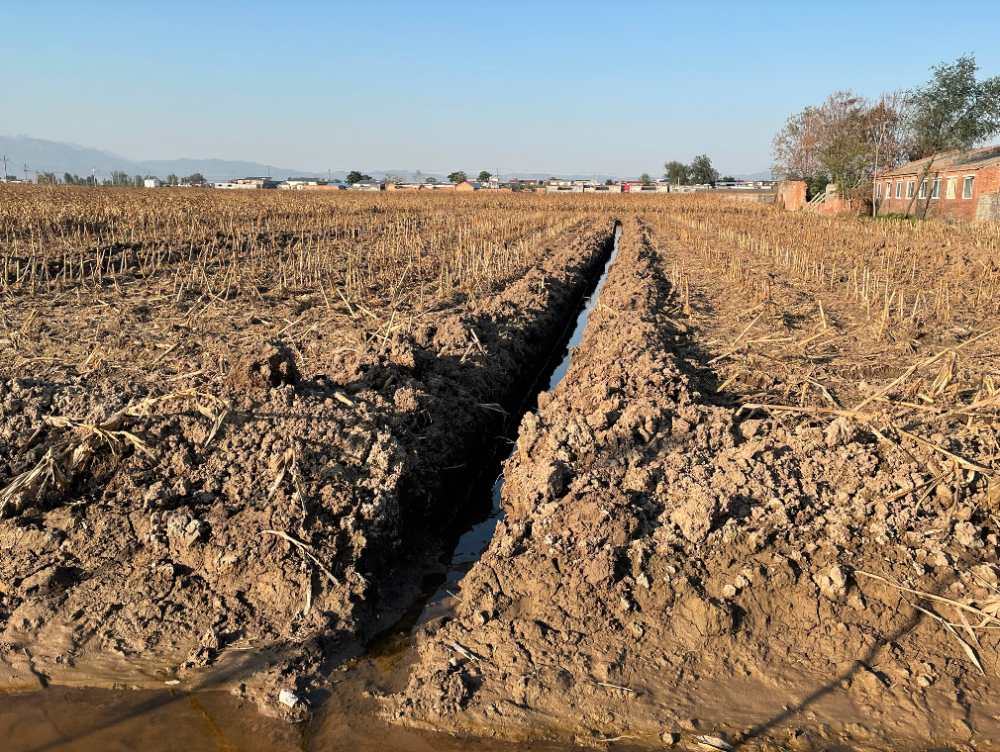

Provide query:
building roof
left=879, top=144, right=1000, bottom=178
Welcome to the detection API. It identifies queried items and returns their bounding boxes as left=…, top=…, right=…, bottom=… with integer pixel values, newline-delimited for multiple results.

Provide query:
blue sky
left=4, top=1, right=1000, bottom=177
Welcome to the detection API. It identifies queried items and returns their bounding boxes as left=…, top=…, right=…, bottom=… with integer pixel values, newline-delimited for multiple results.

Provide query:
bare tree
left=866, top=90, right=907, bottom=216
left=774, top=91, right=908, bottom=211
left=771, top=106, right=822, bottom=183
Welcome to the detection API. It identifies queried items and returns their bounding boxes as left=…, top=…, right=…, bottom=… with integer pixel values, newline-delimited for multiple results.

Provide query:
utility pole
left=92, top=167, right=96, bottom=186
left=23, top=164, right=29, bottom=182
left=2, top=155, right=7, bottom=183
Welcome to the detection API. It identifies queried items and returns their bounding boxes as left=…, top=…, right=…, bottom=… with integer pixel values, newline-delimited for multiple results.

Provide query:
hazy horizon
left=6, top=1, right=1000, bottom=177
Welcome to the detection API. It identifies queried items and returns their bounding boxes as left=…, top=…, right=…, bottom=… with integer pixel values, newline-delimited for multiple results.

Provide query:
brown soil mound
left=0, top=210, right=616, bottom=709
left=390, top=216, right=1000, bottom=749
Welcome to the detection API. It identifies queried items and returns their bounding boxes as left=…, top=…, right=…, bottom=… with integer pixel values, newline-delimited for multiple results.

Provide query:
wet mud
left=391, top=216, right=1000, bottom=749
left=0, top=217, right=618, bottom=713
left=4, top=197, right=1000, bottom=751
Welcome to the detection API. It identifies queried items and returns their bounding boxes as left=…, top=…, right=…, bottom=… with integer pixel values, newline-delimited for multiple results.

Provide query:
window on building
left=919, top=180, right=927, bottom=199
left=932, top=178, right=941, bottom=199
left=963, top=176, right=974, bottom=199
left=946, top=177, right=957, bottom=199
left=876, top=182, right=882, bottom=199
left=906, top=180, right=915, bottom=199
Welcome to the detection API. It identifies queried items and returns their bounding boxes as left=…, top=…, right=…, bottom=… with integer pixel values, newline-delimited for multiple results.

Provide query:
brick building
left=876, top=145, right=1000, bottom=222
left=777, top=181, right=807, bottom=211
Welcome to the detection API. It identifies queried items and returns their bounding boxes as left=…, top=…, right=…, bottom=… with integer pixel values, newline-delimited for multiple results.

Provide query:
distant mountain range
left=0, top=135, right=313, bottom=182
left=0, top=135, right=769, bottom=183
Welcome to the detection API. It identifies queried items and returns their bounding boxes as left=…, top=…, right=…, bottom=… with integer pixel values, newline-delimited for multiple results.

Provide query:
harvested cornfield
left=0, top=185, right=619, bottom=709
left=6, top=188, right=1000, bottom=750
left=0, top=187, right=611, bottom=382
left=396, top=198, right=1000, bottom=751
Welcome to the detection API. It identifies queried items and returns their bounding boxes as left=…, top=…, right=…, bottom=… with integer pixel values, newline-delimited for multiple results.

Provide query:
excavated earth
left=0, top=218, right=617, bottom=712
left=391, top=217, right=1000, bottom=750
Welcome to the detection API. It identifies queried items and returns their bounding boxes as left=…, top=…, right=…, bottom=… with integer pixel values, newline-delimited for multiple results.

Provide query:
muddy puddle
left=1, top=228, right=626, bottom=752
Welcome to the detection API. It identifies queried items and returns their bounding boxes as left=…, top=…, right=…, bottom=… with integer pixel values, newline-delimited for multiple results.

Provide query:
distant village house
left=213, top=177, right=279, bottom=189
left=876, top=145, right=1000, bottom=222
left=347, top=179, right=385, bottom=191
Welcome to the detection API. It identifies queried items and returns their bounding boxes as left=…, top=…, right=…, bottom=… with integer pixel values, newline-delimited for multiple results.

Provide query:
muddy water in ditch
left=366, top=224, right=622, bottom=657
left=1, top=228, right=629, bottom=752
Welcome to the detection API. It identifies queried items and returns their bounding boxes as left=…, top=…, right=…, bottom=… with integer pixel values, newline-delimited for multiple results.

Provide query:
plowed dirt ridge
left=3, top=190, right=1000, bottom=750
left=393, top=207, right=1000, bottom=750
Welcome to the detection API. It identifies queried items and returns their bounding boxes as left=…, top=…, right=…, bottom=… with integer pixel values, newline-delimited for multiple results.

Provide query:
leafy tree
left=478, top=171, right=491, bottom=182
left=904, top=54, right=1000, bottom=215
left=425, top=177, right=438, bottom=184
left=688, top=155, right=719, bottom=185
left=640, top=172, right=651, bottom=185
left=165, top=173, right=178, bottom=186
left=605, top=179, right=613, bottom=185
left=719, top=176, right=736, bottom=182
left=809, top=174, right=830, bottom=197
left=111, top=170, right=131, bottom=186
left=447, top=171, right=467, bottom=184
left=64, top=173, right=94, bottom=186
left=345, top=171, right=371, bottom=185
left=663, top=160, right=688, bottom=185
left=410, top=170, right=423, bottom=183
left=36, top=172, right=57, bottom=185
left=813, top=91, right=870, bottom=196
left=774, top=90, right=908, bottom=206
left=134, top=175, right=143, bottom=187
left=182, top=172, right=206, bottom=184
left=907, top=54, right=1000, bottom=160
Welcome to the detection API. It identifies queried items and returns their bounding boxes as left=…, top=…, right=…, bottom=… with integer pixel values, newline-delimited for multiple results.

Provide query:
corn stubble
left=648, top=195, right=1000, bottom=674
left=0, top=186, right=616, bottom=380
left=0, top=187, right=620, bottom=512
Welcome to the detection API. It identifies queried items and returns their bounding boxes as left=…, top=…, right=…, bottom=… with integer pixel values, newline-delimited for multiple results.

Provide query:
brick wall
left=877, top=165, right=999, bottom=222
left=978, top=195, right=1000, bottom=222
left=816, top=196, right=851, bottom=215
left=779, top=181, right=807, bottom=211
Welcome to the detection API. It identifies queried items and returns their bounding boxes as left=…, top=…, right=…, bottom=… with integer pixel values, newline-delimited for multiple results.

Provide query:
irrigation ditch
left=0, top=222, right=625, bottom=752
left=5, top=197, right=1000, bottom=751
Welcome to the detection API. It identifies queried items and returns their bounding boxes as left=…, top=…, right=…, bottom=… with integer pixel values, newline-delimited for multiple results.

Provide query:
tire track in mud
left=390, top=217, right=1000, bottom=749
